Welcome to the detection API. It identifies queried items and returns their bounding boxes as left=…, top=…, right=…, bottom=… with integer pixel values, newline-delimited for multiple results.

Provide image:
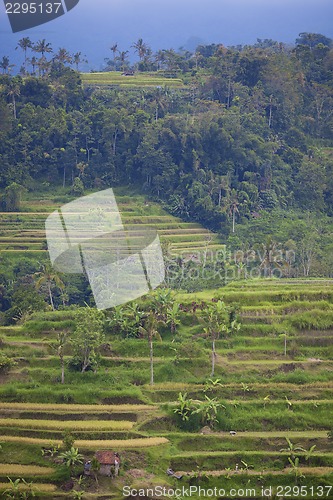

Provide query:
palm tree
left=110, top=43, right=118, bottom=60
left=117, top=50, right=129, bottom=72
left=36, top=55, right=50, bottom=77
left=151, top=87, right=167, bottom=121
left=16, top=37, right=32, bottom=73
left=35, top=264, right=64, bottom=310
left=228, top=189, right=239, bottom=233
left=72, top=51, right=87, bottom=71
left=53, top=47, right=72, bottom=65
left=7, top=81, right=20, bottom=119
left=0, top=56, right=13, bottom=74
left=259, top=237, right=282, bottom=277
left=33, top=38, right=53, bottom=57
left=132, top=38, right=148, bottom=61
left=138, top=312, right=161, bottom=385
left=28, top=56, right=37, bottom=75
left=155, top=50, right=166, bottom=70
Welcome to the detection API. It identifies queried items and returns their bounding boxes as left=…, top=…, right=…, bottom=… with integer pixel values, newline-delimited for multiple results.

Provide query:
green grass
left=0, top=418, right=135, bottom=431
left=0, top=402, right=155, bottom=412
left=0, top=464, right=55, bottom=476
left=0, top=483, right=57, bottom=493
left=0, top=191, right=333, bottom=495
left=0, top=435, right=169, bottom=449
left=81, top=71, right=185, bottom=88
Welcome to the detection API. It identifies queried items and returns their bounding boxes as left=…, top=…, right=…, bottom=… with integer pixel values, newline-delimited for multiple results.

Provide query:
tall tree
left=7, top=80, right=20, bottom=119
left=228, top=190, right=239, bottom=233
left=53, top=47, right=72, bottom=65
left=138, top=312, right=161, bottom=385
left=0, top=56, right=13, bottom=74
left=72, top=51, right=87, bottom=71
left=200, top=300, right=229, bottom=377
left=33, top=39, right=53, bottom=57
left=35, top=264, right=64, bottom=311
left=71, top=307, right=105, bottom=373
left=110, top=43, right=118, bottom=60
left=16, top=37, right=32, bottom=73
left=132, top=38, right=148, bottom=61
left=117, top=50, right=129, bottom=72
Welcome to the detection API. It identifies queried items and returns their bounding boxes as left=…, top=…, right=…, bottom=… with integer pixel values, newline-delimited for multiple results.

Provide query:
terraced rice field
left=81, top=71, right=185, bottom=88
left=0, top=192, right=332, bottom=497
left=0, top=190, right=224, bottom=257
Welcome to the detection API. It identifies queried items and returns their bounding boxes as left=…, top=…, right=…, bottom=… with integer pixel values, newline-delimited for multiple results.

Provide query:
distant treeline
left=0, top=32, right=333, bottom=235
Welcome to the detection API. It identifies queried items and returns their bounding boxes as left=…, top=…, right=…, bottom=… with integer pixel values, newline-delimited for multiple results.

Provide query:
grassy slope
left=0, top=192, right=332, bottom=498
left=81, top=71, right=185, bottom=88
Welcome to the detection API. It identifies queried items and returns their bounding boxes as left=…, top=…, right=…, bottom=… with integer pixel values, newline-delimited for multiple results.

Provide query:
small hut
left=94, top=451, right=120, bottom=477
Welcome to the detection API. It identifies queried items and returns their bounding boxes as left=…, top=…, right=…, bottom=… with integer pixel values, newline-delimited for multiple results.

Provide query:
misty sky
left=1, top=0, right=333, bottom=70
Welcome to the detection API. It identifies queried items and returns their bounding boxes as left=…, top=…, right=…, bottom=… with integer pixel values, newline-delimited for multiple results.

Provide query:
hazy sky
left=1, top=0, right=333, bottom=70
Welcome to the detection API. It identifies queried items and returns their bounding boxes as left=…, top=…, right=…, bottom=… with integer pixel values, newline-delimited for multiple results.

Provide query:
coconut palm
left=16, top=37, right=32, bottom=73
left=132, top=38, right=148, bottom=61
left=72, top=51, right=87, bottom=71
left=36, top=56, right=50, bottom=77
left=7, top=81, right=20, bottom=119
left=138, top=312, right=161, bottom=385
left=117, top=50, right=129, bottom=72
left=33, top=39, right=53, bottom=57
left=35, top=264, right=64, bottom=311
left=227, top=189, right=239, bottom=233
left=258, top=237, right=283, bottom=277
left=53, top=47, right=72, bottom=65
left=0, top=56, right=13, bottom=74
left=155, top=50, right=166, bottom=70
left=110, top=43, right=118, bottom=60
left=28, top=56, right=37, bottom=75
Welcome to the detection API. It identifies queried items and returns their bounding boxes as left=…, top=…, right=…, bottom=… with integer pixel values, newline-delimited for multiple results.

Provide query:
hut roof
left=95, top=451, right=119, bottom=465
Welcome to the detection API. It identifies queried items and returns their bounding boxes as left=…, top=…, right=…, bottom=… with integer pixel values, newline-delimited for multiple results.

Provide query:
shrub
left=0, top=353, right=14, bottom=374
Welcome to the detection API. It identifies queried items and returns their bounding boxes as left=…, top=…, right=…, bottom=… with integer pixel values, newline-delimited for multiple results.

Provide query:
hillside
left=0, top=194, right=331, bottom=498
left=0, top=32, right=333, bottom=499
left=0, top=278, right=332, bottom=498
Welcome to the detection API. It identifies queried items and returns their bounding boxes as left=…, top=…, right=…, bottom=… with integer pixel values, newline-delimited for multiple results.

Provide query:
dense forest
left=1, top=34, right=333, bottom=220
left=0, top=32, right=333, bottom=321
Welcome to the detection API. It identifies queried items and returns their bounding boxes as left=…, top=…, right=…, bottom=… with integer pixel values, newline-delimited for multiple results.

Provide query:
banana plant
left=173, top=392, right=193, bottom=422
left=280, top=438, right=305, bottom=460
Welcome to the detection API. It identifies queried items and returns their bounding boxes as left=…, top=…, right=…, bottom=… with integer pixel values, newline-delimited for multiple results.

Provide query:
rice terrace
left=0, top=190, right=331, bottom=499
left=0, top=23, right=333, bottom=500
